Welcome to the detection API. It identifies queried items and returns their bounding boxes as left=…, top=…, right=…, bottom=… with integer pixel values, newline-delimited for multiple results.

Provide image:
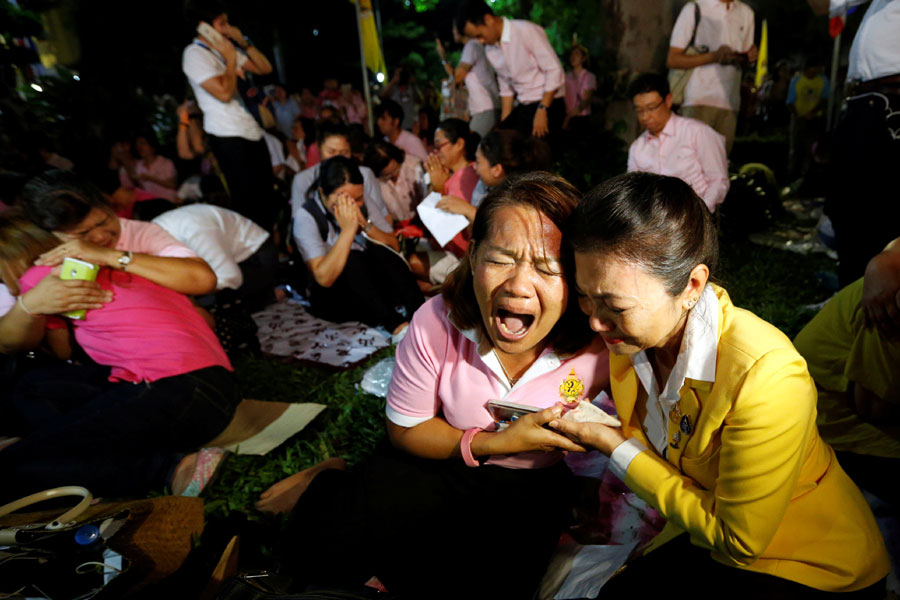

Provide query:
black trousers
left=500, top=97, right=566, bottom=157
left=282, top=444, right=576, bottom=599
left=826, top=89, right=900, bottom=287
left=308, top=245, right=423, bottom=332
left=601, top=533, right=886, bottom=599
left=206, top=134, right=277, bottom=230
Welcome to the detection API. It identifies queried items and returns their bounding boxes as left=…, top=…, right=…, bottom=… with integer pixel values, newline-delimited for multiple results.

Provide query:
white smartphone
left=487, top=399, right=539, bottom=426
left=197, top=21, right=224, bottom=45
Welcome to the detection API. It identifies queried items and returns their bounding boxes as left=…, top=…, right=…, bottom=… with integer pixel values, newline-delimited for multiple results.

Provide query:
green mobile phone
left=59, top=257, right=100, bottom=320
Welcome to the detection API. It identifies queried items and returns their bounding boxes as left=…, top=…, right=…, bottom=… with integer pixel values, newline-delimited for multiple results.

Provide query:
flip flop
left=181, top=447, right=229, bottom=497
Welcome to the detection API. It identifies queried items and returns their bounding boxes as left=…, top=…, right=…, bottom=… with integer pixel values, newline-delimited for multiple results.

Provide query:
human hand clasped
left=548, top=414, right=627, bottom=456
left=483, top=405, right=588, bottom=455
left=21, top=267, right=112, bottom=316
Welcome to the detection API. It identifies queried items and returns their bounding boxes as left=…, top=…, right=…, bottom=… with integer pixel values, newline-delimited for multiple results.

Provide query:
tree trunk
left=602, top=0, right=682, bottom=143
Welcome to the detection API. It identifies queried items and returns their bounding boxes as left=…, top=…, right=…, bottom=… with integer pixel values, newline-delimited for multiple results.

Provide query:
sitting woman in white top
left=293, top=156, right=423, bottom=334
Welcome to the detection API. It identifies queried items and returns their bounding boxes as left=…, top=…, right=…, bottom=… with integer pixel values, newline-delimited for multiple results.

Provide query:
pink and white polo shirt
left=387, top=295, right=611, bottom=469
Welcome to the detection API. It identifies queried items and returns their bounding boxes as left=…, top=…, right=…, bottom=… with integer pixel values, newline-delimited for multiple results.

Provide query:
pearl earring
left=686, top=298, right=697, bottom=308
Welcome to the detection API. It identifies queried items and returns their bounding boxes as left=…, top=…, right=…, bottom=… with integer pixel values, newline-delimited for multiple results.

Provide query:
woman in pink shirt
left=563, top=44, right=597, bottom=131
left=119, top=134, right=180, bottom=203
left=260, top=173, right=611, bottom=598
left=425, top=118, right=480, bottom=257
left=0, top=213, right=236, bottom=502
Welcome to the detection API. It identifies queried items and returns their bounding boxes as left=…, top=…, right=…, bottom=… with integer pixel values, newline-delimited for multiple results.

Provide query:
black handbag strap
left=688, top=1, right=701, bottom=49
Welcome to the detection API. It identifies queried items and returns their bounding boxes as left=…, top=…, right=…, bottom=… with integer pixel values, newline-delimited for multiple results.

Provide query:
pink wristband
left=460, top=427, right=483, bottom=467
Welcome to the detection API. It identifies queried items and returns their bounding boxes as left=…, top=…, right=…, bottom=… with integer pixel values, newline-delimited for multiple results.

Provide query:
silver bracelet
left=17, top=294, right=39, bottom=318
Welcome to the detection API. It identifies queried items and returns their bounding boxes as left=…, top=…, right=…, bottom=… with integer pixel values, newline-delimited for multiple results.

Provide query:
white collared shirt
left=483, top=18, right=565, bottom=104
left=610, top=285, right=719, bottom=479
left=385, top=295, right=610, bottom=469
left=847, top=0, right=900, bottom=82
left=627, top=113, right=730, bottom=213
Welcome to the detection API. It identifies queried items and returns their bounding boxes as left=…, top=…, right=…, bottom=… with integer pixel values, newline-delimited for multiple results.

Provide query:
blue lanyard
left=194, top=40, right=225, bottom=66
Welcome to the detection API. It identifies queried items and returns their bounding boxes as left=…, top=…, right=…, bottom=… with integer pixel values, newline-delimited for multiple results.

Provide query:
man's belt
left=848, top=73, right=900, bottom=96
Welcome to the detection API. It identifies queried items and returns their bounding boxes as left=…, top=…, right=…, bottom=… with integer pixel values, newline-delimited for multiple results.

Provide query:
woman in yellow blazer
left=551, top=172, right=889, bottom=596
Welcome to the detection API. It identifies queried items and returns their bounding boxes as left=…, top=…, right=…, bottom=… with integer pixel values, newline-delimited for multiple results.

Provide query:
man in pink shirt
left=457, top=1, right=565, bottom=142
left=375, top=99, right=429, bottom=162
left=626, top=73, right=729, bottom=213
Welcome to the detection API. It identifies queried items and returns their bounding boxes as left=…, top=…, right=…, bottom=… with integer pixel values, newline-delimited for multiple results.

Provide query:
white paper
left=416, top=192, right=470, bottom=248
left=224, top=403, right=326, bottom=455
left=554, top=542, right=638, bottom=599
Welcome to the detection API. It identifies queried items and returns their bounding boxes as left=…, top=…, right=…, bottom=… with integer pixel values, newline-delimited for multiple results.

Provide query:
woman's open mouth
left=495, top=308, right=536, bottom=341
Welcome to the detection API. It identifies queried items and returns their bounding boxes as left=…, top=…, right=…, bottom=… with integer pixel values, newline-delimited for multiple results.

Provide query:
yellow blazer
left=612, top=285, right=889, bottom=591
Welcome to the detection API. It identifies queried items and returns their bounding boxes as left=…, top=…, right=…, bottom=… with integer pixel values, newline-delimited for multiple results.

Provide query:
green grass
left=203, top=347, right=393, bottom=518
left=717, top=236, right=835, bottom=339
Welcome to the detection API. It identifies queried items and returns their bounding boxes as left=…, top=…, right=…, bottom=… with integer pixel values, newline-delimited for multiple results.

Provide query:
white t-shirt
left=182, top=39, right=263, bottom=141
left=460, top=39, right=500, bottom=115
left=152, top=204, right=269, bottom=290
left=670, top=0, right=755, bottom=111
left=848, top=0, right=900, bottom=82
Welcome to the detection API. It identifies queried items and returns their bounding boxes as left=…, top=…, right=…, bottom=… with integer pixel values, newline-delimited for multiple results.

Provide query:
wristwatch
left=536, top=104, right=549, bottom=111
left=118, top=250, right=133, bottom=271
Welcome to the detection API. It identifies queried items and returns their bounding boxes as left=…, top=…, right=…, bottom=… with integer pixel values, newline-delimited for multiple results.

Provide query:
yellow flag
left=351, top=0, right=387, bottom=79
left=755, top=19, right=768, bottom=89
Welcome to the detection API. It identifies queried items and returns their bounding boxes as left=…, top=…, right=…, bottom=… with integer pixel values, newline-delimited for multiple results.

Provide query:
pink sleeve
left=445, top=165, right=478, bottom=202
left=19, top=267, right=66, bottom=329
left=119, top=219, right=198, bottom=258
left=526, top=23, right=565, bottom=95
left=386, top=299, right=446, bottom=426
left=586, top=71, right=597, bottom=91
left=693, top=123, right=730, bottom=212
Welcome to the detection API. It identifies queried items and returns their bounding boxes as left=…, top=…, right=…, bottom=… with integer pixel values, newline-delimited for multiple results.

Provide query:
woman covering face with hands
left=262, top=173, right=609, bottom=598
left=293, top=156, right=422, bottom=334
left=552, top=172, right=888, bottom=596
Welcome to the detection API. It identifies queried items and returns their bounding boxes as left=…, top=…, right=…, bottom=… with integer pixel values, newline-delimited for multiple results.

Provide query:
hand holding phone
left=197, top=21, right=224, bottom=45
left=59, top=257, right=100, bottom=320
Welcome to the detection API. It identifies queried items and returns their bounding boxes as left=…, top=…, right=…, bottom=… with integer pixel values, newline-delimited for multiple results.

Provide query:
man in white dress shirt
left=627, top=73, right=729, bottom=214
left=666, top=0, right=757, bottom=154
left=456, top=0, right=565, bottom=142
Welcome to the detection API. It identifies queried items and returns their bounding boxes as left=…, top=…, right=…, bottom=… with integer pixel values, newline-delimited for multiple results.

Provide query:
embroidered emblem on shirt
left=559, top=368, right=585, bottom=405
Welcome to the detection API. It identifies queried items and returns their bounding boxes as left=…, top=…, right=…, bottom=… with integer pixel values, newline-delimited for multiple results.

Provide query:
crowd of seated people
left=0, top=0, right=898, bottom=596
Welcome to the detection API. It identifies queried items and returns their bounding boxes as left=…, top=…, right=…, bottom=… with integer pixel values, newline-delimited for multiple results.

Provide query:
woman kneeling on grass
left=0, top=212, right=237, bottom=501
left=550, top=172, right=889, bottom=596
left=259, top=172, right=610, bottom=598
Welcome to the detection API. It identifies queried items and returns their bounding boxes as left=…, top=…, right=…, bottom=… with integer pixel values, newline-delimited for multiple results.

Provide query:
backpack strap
left=303, top=194, right=332, bottom=242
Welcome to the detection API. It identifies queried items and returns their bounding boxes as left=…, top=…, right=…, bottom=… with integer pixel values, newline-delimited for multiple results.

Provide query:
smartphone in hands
left=488, top=399, right=539, bottom=430
left=59, top=257, right=100, bottom=320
